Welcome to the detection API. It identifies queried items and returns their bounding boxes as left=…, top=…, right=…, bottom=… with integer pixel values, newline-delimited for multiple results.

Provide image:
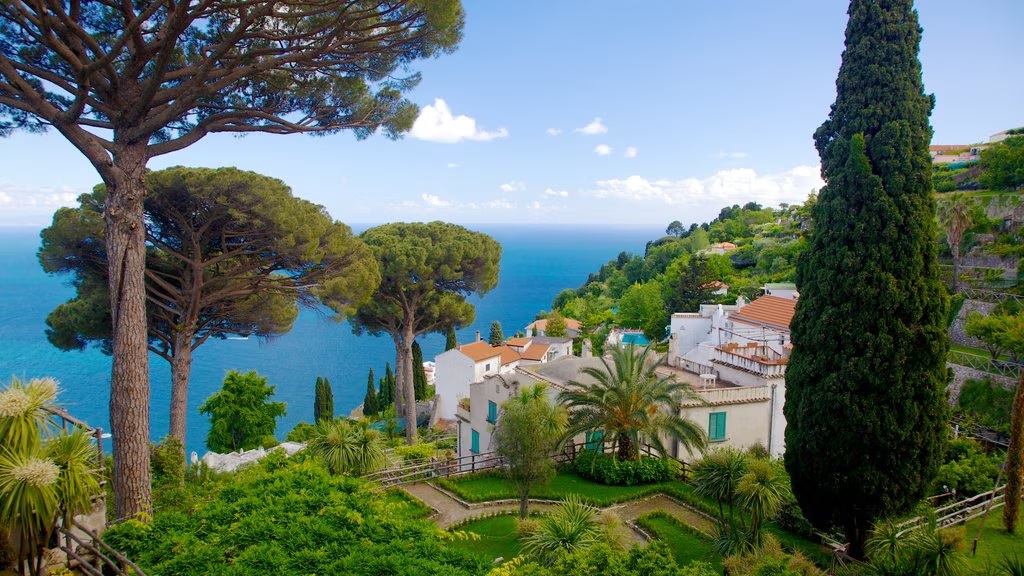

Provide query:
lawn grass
left=436, top=470, right=691, bottom=507
left=957, top=507, right=1024, bottom=572
left=451, top=514, right=522, bottom=563
left=763, top=523, right=833, bottom=567
left=636, top=512, right=722, bottom=570
left=379, top=488, right=432, bottom=520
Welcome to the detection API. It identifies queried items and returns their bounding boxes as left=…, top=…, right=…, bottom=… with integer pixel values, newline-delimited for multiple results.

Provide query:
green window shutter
left=471, top=429, right=480, bottom=453
left=709, top=412, right=727, bottom=442
left=487, top=400, right=498, bottom=424
left=585, top=430, right=604, bottom=451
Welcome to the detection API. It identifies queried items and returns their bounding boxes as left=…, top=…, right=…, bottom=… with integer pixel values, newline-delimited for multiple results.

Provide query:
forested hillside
left=547, top=135, right=1023, bottom=351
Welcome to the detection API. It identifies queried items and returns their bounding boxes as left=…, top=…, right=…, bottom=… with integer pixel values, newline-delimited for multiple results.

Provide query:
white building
left=525, top=317, right=583, bottom=338
left=668, top=294, right=796, bottom=459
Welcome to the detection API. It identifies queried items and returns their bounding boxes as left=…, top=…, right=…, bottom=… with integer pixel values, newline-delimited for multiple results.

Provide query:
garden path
left=402, top=483, right=713, bottom=545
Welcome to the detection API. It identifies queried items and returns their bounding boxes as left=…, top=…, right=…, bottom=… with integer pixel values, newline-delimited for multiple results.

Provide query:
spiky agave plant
left=308, top=419, right=387, bottom=476
left=521, top=495, right=601, bottom=563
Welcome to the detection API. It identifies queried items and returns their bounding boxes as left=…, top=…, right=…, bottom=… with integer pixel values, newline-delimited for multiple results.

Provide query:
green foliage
left=150, top=436, right=185, bottom=488
left=980, top=136, right=1024, bottom=191
left=663, top=256, right=718, bottom=314
left=545, top=311, right=568, bottom=337
left=393, top=441, right=437, bottom=463
left=783, top=0, right=949, bottom=558
left=102, top=458, right=488, bottom=576
left=489, top=320, right=505, bottom=345
left=308, top=419, right=387, bottom=476
left=446, top=325, right=459, bottom=350
left=933, top=438, right=1001, bottom=497
left=957, top=378, right=1015, bottom=435
left=948, top=293, right=967, bottom=326
left=286, top=421, right=318, bottom=443
left=412, top=341, right=428, bottom=401
left=494, top=384, right=568, bottom=517
left=721, top=534, right=825, bottom=576
left=572, top=451, right=673, bottom=486
left=314, top=376, right=335, bottom=423
left=617, top=280, right=668, bottom=341
left=865, top=521, right=968, bottom=576
left=199, top=370, right=287, bottom=453
left=635, top=512, right=721, bottom=570
left=965, top=312, right=1023, bottom=359
left=363, top=369, right=380, bottom=417
left=559, top=344, right=707, bottom=462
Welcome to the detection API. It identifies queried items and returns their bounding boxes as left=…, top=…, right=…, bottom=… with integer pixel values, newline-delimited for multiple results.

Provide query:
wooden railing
left=58, top=518, right=149, bottom=576
left=894, top=485, right=1010, bottom=537
left=948, top=350, right=1022, bottom=378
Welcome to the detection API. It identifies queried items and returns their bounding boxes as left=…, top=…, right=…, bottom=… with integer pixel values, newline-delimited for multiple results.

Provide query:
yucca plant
left=520, top=495, right=601, bottom=563
left=0, top=377, right=102, bottom=576
left=308, top=419, right=387, bottom=476
left=737, top=458, right=791, bottom=546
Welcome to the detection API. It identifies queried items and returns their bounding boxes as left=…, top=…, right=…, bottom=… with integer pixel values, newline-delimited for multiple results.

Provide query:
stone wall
left=946, top=362, right=1016, bottom=404
left=949, top=299, right=996, bottom=347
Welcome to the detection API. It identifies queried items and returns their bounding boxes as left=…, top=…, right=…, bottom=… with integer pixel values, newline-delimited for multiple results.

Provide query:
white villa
left=525, top=317, right=583, bottom=338
left=433, top=333, right=573, bottom=422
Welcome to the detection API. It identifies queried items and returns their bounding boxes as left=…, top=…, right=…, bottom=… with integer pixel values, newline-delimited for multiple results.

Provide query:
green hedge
left=572, top=451, right=672, bottom=485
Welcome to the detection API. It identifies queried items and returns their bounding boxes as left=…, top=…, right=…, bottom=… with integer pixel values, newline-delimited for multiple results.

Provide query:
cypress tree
left=314, top=376, right=334, bottom=423
left=1004, top=373, right=1023, bottom=533
left=783, top=0, right=949, bottom=559
left=488, top=320, right=504, bottom=345
left=411, top=341, right=427, bottom=401
left=385, top=363, right=396, bottom=408
left=445, top=325, right=458, bottom=351
left=363, top=368, right=379, bottom=417
left=378, top=375, right=392, bottom=408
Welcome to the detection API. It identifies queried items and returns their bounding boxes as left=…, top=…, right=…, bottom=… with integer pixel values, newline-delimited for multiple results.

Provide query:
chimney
left=475, top=330, right=481, bottom=342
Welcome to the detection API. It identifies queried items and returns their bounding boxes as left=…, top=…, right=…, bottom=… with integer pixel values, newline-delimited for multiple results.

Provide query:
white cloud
left=590, top=165, right=824, bottom=211
left=499, top=181, right=526, bottom=193
left=624, top=147, right=638, bottom=159
left=574, top=117, right=608, bottom=135
left=527, top=201, right=542, bottom=210
left=543, top=188, right=569, bottom=198
left=717, top=151, right=749, bottom=159
left=447, top=163, right=459, bottom=169
left=421, top=193, right=452, bottom=207
left=487, top=198, right=515, bottom=209
left=545, top=128, right=562, bottom=136
left=594, top=144, right=612, bottom=156
left=410, top=99, right=508, bottom=143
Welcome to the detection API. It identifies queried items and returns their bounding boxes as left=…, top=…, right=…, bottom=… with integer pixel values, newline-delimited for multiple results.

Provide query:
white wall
left=435, top=349, right=475, bottom=420
left=676, top=399, right=772, bottom=462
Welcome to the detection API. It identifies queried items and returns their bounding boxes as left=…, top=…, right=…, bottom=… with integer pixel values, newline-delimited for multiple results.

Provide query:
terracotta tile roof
left=506, top=337, right=531, bottom=347
left=520, top=343, right=550, bottom=361
left=706, top=280, right=729, bottom=289
left=498, top=346, right=521, bottom=366
left=712, top=242, right=737, bottom=249
left=729, top=295, right=796, bottom=331
left=458, top=340, right=501, bottom=362
left=527, top=318, right=583, bottom=332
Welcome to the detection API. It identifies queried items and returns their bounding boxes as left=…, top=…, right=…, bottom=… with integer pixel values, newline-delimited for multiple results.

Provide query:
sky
left=1, top=1, right=1021, bottom=229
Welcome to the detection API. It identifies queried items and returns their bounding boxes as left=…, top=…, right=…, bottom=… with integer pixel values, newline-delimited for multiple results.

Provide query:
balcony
left=456, top=397, right=471, bottom=422
left=682, top=385, right=772, bottom=407
left=713, top=343, right=787, bottom=379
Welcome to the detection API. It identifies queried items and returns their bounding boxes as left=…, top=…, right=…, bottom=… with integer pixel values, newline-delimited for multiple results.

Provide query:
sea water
left=0, top=224, right=659, bottom=454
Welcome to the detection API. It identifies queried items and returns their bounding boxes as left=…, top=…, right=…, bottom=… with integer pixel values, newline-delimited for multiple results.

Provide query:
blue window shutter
left=471, top=429, right=480, bottom=453
left=487, top=401, right=498, bottom=424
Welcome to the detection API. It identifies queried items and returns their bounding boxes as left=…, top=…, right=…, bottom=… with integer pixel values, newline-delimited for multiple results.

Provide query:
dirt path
left=401, top=483, right=714, bottom=546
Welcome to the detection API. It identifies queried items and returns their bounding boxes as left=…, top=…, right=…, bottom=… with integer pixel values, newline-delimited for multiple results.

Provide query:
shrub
left=286, top=421, right=318, bottom=442
left=394, top=441, right=436, bottom=463
left=572, top=451, right=672, bottom=486
left=151, top=436, right=185, bottom=487
left=774, top=501, right=815, bottom=539
left=261, top=435, right=280, bottom=448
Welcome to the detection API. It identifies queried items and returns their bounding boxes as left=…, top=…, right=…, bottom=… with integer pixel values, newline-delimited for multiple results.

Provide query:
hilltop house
left=525, top=317, right=583, bottom=338
left=708, top=241, right=738, bottom=256
left=433, top=333, right=573, bottom=422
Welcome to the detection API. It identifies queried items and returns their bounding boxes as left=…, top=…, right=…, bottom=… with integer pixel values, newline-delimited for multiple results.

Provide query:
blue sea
left=0, top=224, right=659, bottom=454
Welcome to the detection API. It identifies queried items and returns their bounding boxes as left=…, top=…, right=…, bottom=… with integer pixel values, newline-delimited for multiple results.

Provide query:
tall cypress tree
left=314, top=376, right=334, bottom=423
left=445, top=325, right=458, bottom=351
left=363, top=368, right=379, bottom=417
left=377, top=375, right=392, bottom=408
left=783, top=0, right=948, bottom=559
left=488, top=320, right=504, bottom=345
left=385, top=362, right=396, bottom=409
left=411, top=341, right=428, bottom=401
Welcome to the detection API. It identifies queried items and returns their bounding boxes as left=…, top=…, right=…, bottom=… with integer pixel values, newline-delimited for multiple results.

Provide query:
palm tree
left=736, top=458, right=790, bottom=546
left=558, top=344, right=706, bottom=461
left=308, top=418, right=387, bottom=476
left=521, top=495, right=600, bottom=563
left=938, top=193, right=973, bottom=293
left=691, top=448, right=748, bottom=526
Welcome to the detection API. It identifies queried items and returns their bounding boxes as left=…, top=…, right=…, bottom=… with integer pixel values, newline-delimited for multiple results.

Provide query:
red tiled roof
left=498, top=346, right=520, bottom=366
left=506, top=337, right=531, bottom=347
left=527, top=318, right=583, bottom=331
left=520, top=343, right=550, bottom=361
left=729, top=295, right=796, bottom=331
left=458, top=341, right=501, bottom=362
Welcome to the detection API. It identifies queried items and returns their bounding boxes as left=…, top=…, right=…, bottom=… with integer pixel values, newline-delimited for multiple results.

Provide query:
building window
left=471, top=429, right=480, bottom=454
left=585, top=430, right=604, bottom=451
left=485, top=363, right=491, bottom=371
left=709, top=412, right=727, bottom=442
left=487, top=401, right=498, bottom=424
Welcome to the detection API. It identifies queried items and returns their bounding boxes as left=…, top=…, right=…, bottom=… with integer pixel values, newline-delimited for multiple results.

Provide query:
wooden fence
left=948, top=349, right=1022, bottom=379
left=58, top=518, right=149, bottom=576
left=894, top=485, right=1010, bottom=537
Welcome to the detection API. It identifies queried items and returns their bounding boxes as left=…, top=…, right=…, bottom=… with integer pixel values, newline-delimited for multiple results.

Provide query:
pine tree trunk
left=392, top=340, right=405, bottom=419
left=168, top=330, right=194, bottom=449
left=1003, top=371, right=1024, bottom=533
left=104, top=143, right=153, bottom=519
left=402, top=325, right=417, bottom=444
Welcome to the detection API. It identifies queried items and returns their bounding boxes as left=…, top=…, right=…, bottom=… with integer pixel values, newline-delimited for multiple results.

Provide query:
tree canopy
left=783, top=0, right=949, bottom=558
left=350, top=222, right=501, bottom=443
left=0, top=0, right=463, bottom=518
left=39, top=167, right=377, bottom=448
left=199, top=370, right=286, bottom=453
